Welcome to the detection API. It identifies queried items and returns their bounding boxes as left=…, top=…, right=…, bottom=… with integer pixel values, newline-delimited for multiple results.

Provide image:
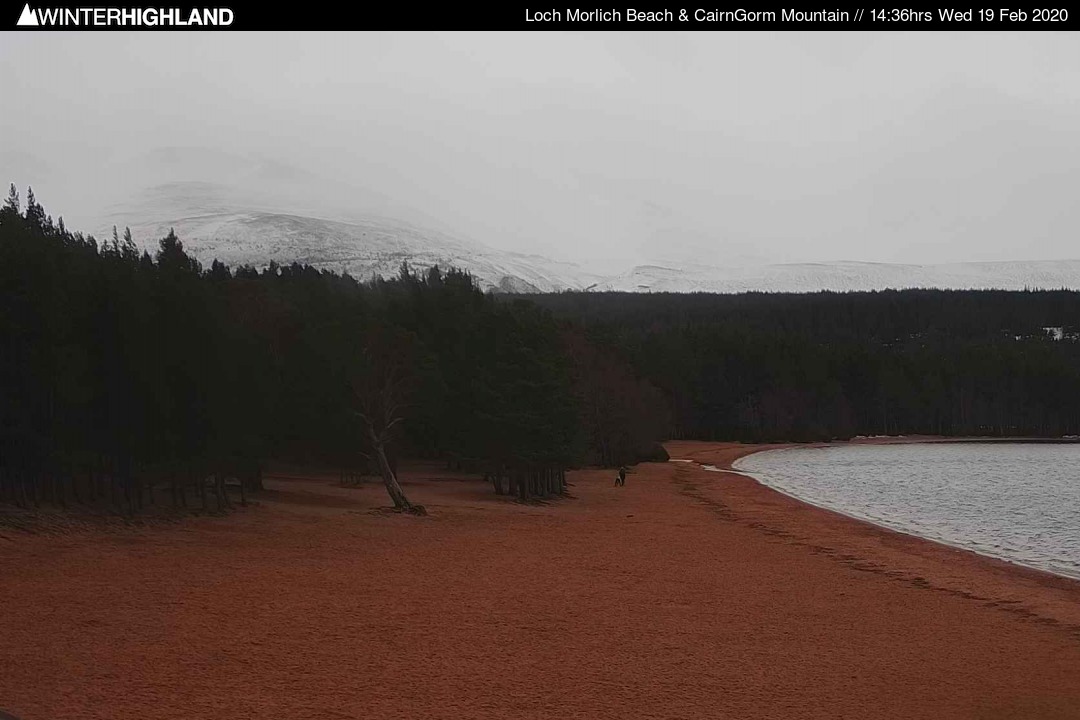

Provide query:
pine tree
left=122, top=227, right=137, bottom=260
left=156, top=229, right=200, bottom=275
left=24, top=186, right=45, bottom=228
left=3, top=183, right=19, bottom=214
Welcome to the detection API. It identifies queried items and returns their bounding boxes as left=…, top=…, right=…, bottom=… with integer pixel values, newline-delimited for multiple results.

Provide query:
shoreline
left=720, top=439, right=1080, bottom=583
left=667, top=440, right=1080, bottom=619
left=3, top=446, right=1080, bottom=718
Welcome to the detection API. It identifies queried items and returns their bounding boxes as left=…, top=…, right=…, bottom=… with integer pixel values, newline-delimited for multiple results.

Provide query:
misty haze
left=4, top=32, right=1080, bottom=290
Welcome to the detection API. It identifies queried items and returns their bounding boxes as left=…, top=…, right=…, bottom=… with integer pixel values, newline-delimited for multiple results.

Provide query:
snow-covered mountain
left=593, top=260, right=1080, bottom=293
left=97, top=181, right=600, bottom=293
left=92, top=168, right=1080, bottom=295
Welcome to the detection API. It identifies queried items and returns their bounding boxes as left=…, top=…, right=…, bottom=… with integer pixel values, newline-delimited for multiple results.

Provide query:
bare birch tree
left=350, top=337, right=425, bottom=515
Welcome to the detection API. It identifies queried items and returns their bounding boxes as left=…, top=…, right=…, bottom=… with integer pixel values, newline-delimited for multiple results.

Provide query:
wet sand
left=2, top=444, right=1080, bottom=719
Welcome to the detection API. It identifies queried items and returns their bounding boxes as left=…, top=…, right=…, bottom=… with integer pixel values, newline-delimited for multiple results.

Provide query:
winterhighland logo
left=15, top=3, right=234, bottom=26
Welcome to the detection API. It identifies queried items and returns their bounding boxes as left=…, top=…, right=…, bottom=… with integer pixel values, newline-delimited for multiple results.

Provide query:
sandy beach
left=3, top=442, right=1080, bottom=720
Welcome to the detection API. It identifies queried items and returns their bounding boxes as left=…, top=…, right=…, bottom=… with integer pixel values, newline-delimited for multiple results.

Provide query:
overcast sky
left=2, top=32, right=1079, bottom=271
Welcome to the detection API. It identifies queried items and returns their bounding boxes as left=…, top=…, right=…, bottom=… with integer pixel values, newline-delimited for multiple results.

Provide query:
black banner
left=9, top=2, right=1078, bottom=30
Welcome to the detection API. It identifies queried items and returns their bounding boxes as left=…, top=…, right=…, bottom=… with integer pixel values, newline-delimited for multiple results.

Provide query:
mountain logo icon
left=17, top=3, right=38, bottom=25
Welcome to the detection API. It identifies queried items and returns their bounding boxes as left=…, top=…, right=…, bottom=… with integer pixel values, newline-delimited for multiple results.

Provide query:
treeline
left=0, top=187, right=666, bottom=513
left=530, top=290, right=1080, bottom=442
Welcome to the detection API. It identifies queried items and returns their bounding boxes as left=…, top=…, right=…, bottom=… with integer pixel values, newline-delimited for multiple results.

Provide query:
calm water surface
left=734, top=442, right=1080, bottom=580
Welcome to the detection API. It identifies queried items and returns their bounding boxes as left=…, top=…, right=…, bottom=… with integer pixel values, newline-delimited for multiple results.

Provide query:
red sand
left=3, top=444, right=1080, bottom=720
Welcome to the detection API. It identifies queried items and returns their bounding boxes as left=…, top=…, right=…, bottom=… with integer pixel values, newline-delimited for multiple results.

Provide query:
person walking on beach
left=615, top=466, right=627, bottom=487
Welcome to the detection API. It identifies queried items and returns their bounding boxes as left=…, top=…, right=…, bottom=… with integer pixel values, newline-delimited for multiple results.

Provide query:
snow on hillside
left=96, top=179, right=1080, bottom=295
left=98, top=182, right=598, bottom=293
left=593, top=260, right=1080, bottom=294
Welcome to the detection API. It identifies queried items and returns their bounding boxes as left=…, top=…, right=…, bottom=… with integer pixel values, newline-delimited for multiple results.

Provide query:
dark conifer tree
left=3, top=183, right=18, bottom=215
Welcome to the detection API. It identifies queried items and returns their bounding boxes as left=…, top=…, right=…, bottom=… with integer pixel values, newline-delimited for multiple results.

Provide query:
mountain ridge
left=96, top=181, right=1080, bottom=294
